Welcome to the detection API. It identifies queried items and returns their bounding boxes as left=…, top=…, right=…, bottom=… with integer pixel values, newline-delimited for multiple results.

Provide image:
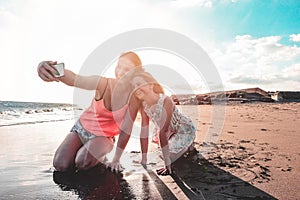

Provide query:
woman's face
left=115, top=57, right=135, bottom=79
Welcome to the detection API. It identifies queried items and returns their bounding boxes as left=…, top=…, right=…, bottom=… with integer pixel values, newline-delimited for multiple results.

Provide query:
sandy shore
left=187, top=102, right=300, bottom=200
left=0, top=102, right=299, bottom=199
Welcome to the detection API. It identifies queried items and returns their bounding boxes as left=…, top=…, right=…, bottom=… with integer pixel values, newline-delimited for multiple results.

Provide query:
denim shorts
left=70, top=120, right=97, bottom=143
left=70, top=120, right=115, bottom=144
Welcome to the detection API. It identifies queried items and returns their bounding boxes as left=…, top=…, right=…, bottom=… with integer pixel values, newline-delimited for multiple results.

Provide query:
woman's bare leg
left=75, top=136, right=114, bottom=170
left=53, top=132, right=83, bottom=171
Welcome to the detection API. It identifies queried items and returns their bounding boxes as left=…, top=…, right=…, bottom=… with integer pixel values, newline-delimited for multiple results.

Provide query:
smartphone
left=52, top=63, right=65, bottom=77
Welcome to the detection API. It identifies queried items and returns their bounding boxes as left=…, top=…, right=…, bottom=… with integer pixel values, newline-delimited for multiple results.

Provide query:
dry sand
left=0, top=102, right=299, bottom=199
left=183, top=102, right=299, bottom=200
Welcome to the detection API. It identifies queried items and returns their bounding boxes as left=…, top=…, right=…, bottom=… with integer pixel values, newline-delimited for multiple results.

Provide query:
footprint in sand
left=281, top=166, right=293, bottom=172
left=239, top=140, right=251, bottom=144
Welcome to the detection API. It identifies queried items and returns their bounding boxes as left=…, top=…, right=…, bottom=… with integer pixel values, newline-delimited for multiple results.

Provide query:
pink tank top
left=79, top=99, right=128, bottom=137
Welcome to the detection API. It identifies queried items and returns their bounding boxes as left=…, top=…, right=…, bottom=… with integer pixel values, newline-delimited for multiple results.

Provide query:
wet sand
left=0, top=102, right=299, bottom=199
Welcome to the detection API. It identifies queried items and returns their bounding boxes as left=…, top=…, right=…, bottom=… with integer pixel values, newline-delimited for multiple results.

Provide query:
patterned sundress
left=143, top=94, right=196, bottom=154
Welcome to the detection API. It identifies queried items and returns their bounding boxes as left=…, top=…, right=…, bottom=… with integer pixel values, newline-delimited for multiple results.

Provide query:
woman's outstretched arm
left=37, top=61, right=108, bottom=91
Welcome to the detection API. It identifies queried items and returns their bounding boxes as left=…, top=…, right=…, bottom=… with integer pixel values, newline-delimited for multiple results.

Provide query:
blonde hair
left=153, top=83, right=164, bottom=94
left=120, top=51, right=142, bottom=67
left=133, top=76, right=164, bottom=95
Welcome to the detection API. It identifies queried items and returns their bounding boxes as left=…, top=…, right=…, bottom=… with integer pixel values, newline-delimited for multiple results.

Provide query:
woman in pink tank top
left=37, top=52, right=152, bottom=172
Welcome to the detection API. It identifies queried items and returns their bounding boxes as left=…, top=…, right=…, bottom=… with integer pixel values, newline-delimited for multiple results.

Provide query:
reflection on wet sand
left=53, top=164, right=135, bottom=200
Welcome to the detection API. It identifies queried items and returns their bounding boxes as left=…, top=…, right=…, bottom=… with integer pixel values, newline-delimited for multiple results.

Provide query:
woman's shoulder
left=105, top=77, right=116, bottom=84
left=95, top=77, right=114, bottom=92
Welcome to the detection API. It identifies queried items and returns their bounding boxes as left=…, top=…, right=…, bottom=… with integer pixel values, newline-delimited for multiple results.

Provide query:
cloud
left=282, top=63, right=300, bottom=82
left=230, top=70, right=300, bottom=85
left=0, top=9, right=18, bottom=27
left=170, top=0, right=213, bottom=8
left=209, top=34, right=300, bottom=91
left=290, top=33, right=300, bottom=42
left=168, top=0, right=241, bottom=8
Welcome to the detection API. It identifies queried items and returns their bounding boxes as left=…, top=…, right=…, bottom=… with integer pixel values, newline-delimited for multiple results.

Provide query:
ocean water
left=0, top=101, right=83, bottom=127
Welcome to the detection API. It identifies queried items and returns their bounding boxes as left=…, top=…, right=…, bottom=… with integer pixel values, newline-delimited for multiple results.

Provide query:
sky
left=1, top=0, right=300, bottom=103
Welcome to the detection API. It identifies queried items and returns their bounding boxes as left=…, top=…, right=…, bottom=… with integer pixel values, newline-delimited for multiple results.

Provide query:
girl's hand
left=106, top=160, right=124, bottom=173
left=156, top=165, right=172, bottom=176
left=133, top=158, right=147, bottom=166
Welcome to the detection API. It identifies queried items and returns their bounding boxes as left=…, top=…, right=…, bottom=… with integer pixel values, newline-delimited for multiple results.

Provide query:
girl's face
left=115, top=57, right=136, bottom=79
left=134, top=84, right=152, bottom=100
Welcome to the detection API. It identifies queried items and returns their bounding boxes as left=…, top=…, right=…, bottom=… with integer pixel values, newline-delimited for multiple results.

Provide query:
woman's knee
left=53, top=157, right=73, bottom=171
left=75, top=137, right=113, bottom=170
left=53, top=132, right=83, bottom=171
left=75, top=155, right=101, bottom=170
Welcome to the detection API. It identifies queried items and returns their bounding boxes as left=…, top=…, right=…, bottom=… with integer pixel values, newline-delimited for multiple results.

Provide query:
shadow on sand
left=167, top=151, right=277, bottom=200
left=53, top=152, right=277, bottom=200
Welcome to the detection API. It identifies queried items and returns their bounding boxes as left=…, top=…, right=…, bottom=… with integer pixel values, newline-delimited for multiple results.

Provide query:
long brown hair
left=119, top=51, right=142, bottom=68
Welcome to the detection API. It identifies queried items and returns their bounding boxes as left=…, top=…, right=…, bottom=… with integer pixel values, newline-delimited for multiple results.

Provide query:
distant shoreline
left=171, top=87, right=300, bottom=105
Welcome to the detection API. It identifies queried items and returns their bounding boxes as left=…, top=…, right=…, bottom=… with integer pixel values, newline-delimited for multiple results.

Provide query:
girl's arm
left=158, top=97, right=174, bottom=173
left=140, top=107, right=149, bottom=165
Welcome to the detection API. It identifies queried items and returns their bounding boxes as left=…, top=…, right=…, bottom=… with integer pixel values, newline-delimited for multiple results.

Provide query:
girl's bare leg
left=75, top=136, right=114, bottom=170
left=169, top=146, right=189, bottom=163
left=170, top=144, right=197, bottom=162
left=53, top=132, right=83, bottom=171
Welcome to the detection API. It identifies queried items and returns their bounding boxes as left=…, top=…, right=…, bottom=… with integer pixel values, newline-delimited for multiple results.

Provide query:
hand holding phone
left=52, top=63, right=65, bottom=77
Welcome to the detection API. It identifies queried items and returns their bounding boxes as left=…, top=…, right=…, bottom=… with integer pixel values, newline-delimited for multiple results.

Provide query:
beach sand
left=190, top=102, right=300, bottom=200
left=0, top=102, right=299, bottom=199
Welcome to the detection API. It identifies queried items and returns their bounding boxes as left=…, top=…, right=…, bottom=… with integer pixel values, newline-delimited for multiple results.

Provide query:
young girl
left=37, top=52, right=146, bottom=172
left=132, top=72, right=196, bottom=175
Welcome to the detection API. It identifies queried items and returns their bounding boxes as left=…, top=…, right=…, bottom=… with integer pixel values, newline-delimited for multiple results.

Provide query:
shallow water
left=0, top=123, right=78, bottom=199
left=0, top=101, right=82, bottom=127
left=0, top=120, right=164, bottom=200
